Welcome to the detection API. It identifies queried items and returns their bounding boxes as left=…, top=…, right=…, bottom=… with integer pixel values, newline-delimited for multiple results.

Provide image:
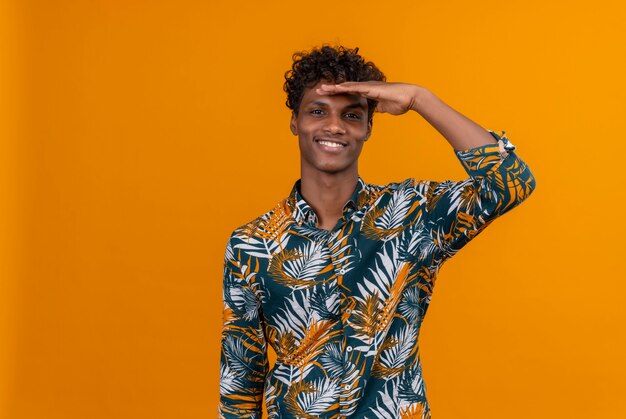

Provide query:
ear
left=364, top=119, right=372, bottom=141
left=290, top=112, right=298, bottom=136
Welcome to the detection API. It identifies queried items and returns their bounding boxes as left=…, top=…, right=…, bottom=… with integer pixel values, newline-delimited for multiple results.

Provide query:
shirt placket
left=296, top=188, right=364, bottom=418
left=324, top=206, right=360, bottom=418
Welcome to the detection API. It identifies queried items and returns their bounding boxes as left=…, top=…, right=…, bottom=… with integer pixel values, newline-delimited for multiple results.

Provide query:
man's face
left=290, top=80, right=372, bottom=177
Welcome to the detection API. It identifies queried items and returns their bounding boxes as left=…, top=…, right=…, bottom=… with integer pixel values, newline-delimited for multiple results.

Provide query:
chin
left=315, top=163, right=353, bottom=174
left=302, top=155, right=357, bottom=175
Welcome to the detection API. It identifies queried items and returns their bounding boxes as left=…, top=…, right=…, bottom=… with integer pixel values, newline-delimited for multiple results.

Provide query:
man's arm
left=408, top=86, right=498, bottom=150
left=316, top=81, right=497, bottom=150
left=317, top=81, right=536, bottom=259
left=218, top=237, right=268, bottom=419
left=422, top=131, right=536, bottom=261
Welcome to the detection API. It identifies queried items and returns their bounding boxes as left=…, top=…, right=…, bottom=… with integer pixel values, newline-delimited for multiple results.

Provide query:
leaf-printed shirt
left=218, top=131, right=536, bottom=419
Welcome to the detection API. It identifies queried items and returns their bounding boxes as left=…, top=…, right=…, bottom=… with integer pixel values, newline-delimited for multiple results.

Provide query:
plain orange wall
left=2, top=0, right=626, bottom=418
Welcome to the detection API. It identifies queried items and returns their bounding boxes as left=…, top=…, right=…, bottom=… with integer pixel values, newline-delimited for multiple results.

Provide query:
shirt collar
left=288, top=177, right=368, bottom=226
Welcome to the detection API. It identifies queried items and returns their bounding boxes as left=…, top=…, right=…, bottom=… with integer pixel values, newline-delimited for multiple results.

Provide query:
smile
left=315, top=138, right=347, bottom=148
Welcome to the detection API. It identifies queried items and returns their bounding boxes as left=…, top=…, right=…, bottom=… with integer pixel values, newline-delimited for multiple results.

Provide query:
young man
left=218, top=46, right=535, bottom=419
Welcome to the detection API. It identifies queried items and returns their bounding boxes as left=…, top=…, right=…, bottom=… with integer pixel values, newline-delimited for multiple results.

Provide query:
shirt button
left=344, top=384, right=351, bottom=390
left=346, top=346, right=353, bottom=352
left=339, top=268, right=346, bottom=275
left=345, top=308, right=352, bottom=314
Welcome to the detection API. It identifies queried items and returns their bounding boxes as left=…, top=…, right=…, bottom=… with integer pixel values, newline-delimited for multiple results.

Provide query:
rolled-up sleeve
left=425, top=130, right=536, bottom=259
left=218, top=238, right=268, bottom=419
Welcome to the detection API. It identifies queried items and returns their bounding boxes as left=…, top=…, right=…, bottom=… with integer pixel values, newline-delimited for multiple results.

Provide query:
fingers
left=315, top=82, right=372, bottom=97
left=315, top=84, right=388, bottom=113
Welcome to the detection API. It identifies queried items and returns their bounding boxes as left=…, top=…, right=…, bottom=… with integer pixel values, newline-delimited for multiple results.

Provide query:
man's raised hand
left=315, top=81, right=424, bottom=115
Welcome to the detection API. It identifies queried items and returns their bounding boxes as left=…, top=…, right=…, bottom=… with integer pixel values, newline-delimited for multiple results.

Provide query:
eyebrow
left=309, top=100, right=367, bottom=111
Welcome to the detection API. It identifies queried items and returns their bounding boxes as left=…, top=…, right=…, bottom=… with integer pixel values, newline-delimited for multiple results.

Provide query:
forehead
left=300, top=80, right=368, bottom=109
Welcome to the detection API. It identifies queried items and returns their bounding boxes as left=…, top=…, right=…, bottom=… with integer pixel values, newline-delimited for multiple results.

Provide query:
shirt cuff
left=454, top=130, right=516, bottom=177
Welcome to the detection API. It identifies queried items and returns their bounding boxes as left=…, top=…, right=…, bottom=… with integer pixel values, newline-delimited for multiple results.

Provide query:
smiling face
left=290, top=80, right=372, bottom=178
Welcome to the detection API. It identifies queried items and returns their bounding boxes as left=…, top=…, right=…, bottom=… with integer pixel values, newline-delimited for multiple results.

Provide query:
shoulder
left=229, top=198, right=294, bottom=242
left=397, top=177, right=474, bottom=198
left=370, top=178, right=440, bottom=193
left=364, top=178, right=475, bottom=214
left=360, top=178, right=413, bottom=200
left=223, top=198, right=294, bottom=263
left=369, top=178, right=441, bottom=200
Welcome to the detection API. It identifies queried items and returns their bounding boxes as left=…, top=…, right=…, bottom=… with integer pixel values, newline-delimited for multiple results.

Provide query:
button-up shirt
left=218, top=131, right=536, bottom=418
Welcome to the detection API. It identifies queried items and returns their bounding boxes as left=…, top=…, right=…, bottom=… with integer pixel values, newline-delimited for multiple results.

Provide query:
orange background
left=2, top=0, right=625, bottom=418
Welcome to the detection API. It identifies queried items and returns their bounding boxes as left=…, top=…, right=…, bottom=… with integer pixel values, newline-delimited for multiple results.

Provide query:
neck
left=300, top=168, right=358, bottom=230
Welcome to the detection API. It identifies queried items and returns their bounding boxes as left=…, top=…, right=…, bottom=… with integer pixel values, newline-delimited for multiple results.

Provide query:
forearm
left=219, top=242, right=268, bottom=418
left=411, top=86, right=497, bottom=151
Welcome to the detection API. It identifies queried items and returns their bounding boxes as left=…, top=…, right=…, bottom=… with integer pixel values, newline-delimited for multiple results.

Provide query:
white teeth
left=319, top=140, right=343, bottom=148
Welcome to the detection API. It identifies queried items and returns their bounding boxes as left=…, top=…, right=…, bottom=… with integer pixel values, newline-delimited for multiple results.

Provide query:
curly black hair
left=284, top=45, right=386, bottom=122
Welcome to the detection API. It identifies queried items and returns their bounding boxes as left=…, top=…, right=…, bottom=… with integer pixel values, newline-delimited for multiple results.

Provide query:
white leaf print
left=369, top=382, right=399, bottom=419
left=356, top=243, right=400, bottom=302
left=319, top=344, right=344, bottom=378
left=219, top=363, right=243, bottom=395
left=403, top=225, right=438, bottom=261
left=273, top=362, right=314, bottom=386
left=233, top=234, right=290, bottom=259
left=398, top=287, right=423, bottom=323
left=227, top=284, right=259, bottom=321
left=297, top=378, right=340, bottom=415
left=272, top=290, right=311, bottom=341
left=376, top=188, right=416, bottom=230
left=222, top=336, right=263, bottom=379
left=377, top=325, right=418, bottom=377
left=443, top=179, right=481, bottom=216
left=338, top=357, right=364, bottom=416
left=282, top=241, right=330, bottom=283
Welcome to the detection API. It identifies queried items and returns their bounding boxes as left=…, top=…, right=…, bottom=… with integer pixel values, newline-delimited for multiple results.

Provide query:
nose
left=323, top=113, right=346, bottom=135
